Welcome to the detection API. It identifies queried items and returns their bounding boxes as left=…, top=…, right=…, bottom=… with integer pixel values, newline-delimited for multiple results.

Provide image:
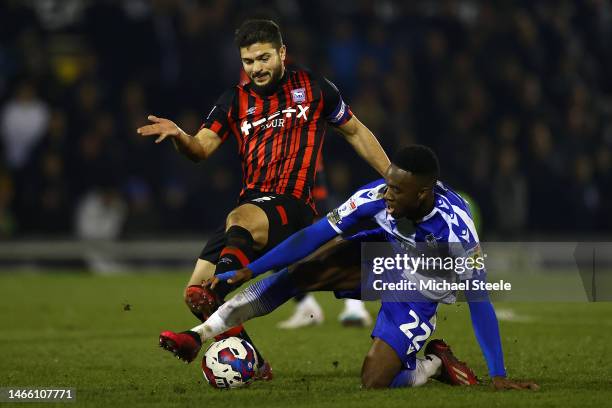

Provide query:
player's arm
left=335, top=116, right=390, bottom=176
left=465, top=272, right=539, bottom=390
left=137, top=115, right=222, bottom=162
left=319, top=77, right=390, bottom=176
left=465, top=288, right=505, bottom=377
left=210, top=217, right=339, bottom=287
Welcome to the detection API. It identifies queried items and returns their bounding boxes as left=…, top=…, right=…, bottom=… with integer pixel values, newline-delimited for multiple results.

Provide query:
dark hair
left=392, top=145, right=440, bottom=180
left=234, top=19, right=283, bottom=49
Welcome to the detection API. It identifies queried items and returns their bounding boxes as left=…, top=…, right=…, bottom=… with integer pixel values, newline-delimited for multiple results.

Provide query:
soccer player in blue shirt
left=161, top=145, right=539, bottom=390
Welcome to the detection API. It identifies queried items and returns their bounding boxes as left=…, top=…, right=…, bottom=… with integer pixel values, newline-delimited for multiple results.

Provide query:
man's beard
left=250, top=66, right=284, bottom=95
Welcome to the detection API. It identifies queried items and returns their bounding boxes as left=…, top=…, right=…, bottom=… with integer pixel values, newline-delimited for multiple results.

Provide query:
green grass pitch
left=1, top=271, right=611, bottom=407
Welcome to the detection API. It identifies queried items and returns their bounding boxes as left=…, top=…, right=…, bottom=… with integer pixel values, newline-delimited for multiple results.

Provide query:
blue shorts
left=336, top=228, right=439, bottom=368
left=372, top=301, right=438, bottom=369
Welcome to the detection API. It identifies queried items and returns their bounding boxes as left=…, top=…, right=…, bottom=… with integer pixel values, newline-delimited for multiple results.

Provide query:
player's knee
left=226, top=206, right=257, bottom=229
left=225, top=209, right=247, bottom=228
left=226, top=205, right=267, bottom=239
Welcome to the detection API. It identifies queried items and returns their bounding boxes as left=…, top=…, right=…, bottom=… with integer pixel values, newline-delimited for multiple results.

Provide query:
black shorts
left=199, top=192, right=314, bottom=263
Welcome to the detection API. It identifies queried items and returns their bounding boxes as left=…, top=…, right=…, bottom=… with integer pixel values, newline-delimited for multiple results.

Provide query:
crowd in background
left=1, top=0, right=611, bottom=240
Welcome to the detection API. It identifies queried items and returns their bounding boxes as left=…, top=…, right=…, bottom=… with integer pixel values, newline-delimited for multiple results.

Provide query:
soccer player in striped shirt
left=136, top=19, right=390, bottom=376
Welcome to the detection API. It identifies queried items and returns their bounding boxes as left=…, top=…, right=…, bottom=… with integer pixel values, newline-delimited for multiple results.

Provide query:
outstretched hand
left=492, top=376, right=540, bottom=391
left=204, top=267, right=254, bottom=290
left=136, top=115, right=181, bottom=143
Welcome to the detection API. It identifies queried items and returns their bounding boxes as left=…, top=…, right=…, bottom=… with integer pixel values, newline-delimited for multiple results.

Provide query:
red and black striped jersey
left=200, top=69, right=352, bottom=211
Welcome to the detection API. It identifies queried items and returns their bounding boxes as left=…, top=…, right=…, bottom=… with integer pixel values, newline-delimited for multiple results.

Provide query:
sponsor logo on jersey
left=338, top=198, right=358, bottom=218
left=240, top=104, right=309, bottom=135
left=291, top=88, right=306, bottom=103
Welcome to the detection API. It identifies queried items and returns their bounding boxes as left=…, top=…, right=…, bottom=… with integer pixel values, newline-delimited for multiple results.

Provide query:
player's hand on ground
left=205, top=268, right=254, bottom=290
left=492, top=376, right=540, bottom=391
left=136, top=115, right=182, bottom=143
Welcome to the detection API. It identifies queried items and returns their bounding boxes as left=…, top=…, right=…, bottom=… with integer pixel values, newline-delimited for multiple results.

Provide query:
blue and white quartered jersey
left=325, top=179, right=483, bottom=303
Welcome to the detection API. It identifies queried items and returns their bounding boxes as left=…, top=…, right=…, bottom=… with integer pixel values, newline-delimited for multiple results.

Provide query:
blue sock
left=239, top=267, right=300, bottom=318
left=389, top=369, right=416, bottom=388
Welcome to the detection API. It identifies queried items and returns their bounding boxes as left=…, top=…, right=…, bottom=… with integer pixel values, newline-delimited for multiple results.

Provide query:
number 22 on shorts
left=399, top=309, right=433, bottom=353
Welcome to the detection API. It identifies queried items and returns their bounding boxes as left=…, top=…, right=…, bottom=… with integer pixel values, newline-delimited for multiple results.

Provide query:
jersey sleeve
left=319, top=77, right=353, bottom=126
left=431, top=195, right=484, bottom=279
left=439, top=195, right=506, bottom=377
left=199, top=89, right=235, bottom=143
left=326, top=179, right=386, bottom=234
left=247, top=217, right=339, bottom=277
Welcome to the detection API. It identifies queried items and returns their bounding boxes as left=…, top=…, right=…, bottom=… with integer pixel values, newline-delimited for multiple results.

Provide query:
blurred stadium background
left=0, top=0, right=610, bottom=269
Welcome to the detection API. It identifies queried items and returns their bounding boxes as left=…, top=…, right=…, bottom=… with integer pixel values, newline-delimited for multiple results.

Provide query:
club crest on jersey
left=291, top=88, right=306, bottom=103
left=246, top=106, right=257, bottom=115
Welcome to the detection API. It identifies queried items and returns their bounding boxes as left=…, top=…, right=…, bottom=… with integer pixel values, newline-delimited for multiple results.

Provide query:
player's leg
left=187, top=259, right=216, bottom=286
left=361, top=338, right=442, bottom=388
left=210, top=192, right=315, bottom=299
left=182, top=224, right=226, bottom=322
left=158, top=226, right=228, bottom=362
left=362, top=302, right=477, bottom=388
left=184, top=260, right=218, bottom=320
left=190, top=238, right=363, bottom=340
left=361, top=302, right=442, bottom=388
left=205, top=203, right=267, bottom=300
left=361, top=338, right=404, bottom=388
left=160, top=219, right=267, bottom=371
left=191, top=227, right=384, bottom=338
left=160, top=196, right=312, bottom=371
left=196, top=197, right=312, bottom=377
left=197, top=205, right=272, bottom=370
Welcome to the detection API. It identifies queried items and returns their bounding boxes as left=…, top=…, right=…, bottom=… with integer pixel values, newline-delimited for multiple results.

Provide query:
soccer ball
left=201, top=337, right=258, bottom=389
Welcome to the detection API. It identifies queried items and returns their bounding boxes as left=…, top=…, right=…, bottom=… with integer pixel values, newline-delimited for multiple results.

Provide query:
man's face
left=383, top=164, right=429, bottom=219
left=240, top=42, right=286, bottom=93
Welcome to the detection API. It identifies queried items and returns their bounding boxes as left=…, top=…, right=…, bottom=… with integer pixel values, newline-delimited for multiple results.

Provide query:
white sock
left=344, top=299, right=367, bottom=313
left=405, top=355, right=441, bottom=387
left=422, top=354, right=442, bottom=377
left=190, top=312, right=227, bottom=342
left=190, top=294, right=251, bottom=341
